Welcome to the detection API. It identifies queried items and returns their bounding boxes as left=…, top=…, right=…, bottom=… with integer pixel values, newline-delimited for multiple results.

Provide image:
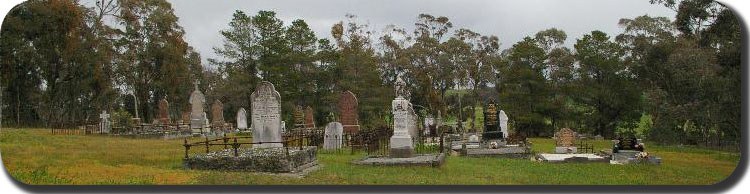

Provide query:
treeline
left=0, top=0, right=741, bottom=147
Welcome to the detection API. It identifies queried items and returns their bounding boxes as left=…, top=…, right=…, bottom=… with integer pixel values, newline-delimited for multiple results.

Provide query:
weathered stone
left=323, top=122, right=344, bottom=150
left=251, top=81, right=283, bottom=148
left=294, top=105, right=305, bottom=128
left=338, top=91, right=360, bottom=133
left=189, top=83, right=207, bottom=131
left=555, top=128, right=577, bottom=147
left=390, top=76, right=415, bottom=158
left=99, top=111, right=111, bottom=133
left=554, top=128, right=578, bottom=153
left=236, top=108, right=248, bottom=130
left=498, top=110, right=508, bottom=139
left=211, top=100, right=225, bottom=127
left=353, top=153, right=445, bottom=167
left=158, top=98, right=171, bottom=124
left=304, top=106, right=315, bottom=128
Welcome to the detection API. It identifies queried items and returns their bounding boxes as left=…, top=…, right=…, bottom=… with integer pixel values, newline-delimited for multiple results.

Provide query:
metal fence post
left=205, top=136, right=210, bottom=153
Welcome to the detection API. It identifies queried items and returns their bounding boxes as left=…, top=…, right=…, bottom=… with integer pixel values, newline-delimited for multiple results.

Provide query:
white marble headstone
left=499, top=110, right=508, bottom=138
left=390, top=76, right=415, bottom=157
left=323, top=122, right=344, bottom=150
left=251, top=81, right=282, bottom=148
left=189, top=83, right=206, bottom=130
left=236, top=108, right=247, bottom=130
left=99, top=111, right=111, bottom=133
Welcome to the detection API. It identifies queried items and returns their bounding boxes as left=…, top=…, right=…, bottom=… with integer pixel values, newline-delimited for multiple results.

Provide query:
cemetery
left=0, top=0, right=741, bottom=187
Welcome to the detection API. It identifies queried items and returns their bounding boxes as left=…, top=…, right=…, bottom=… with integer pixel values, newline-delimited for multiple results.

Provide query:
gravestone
left=281, top=121, right=286, bottom=133
left=99, top=111, right=111, bottom=133
left=180, top=112, right=190, bottom=124
left=468, top=134, right=480, bottom=143
left=189, top=83, right=207, bottom=132
left=236, top=108, right=248, bottom=130
left=294, top=105, right=305, bottom=128
left=482, top=99, right=503, bottom=140
left=555, top=128, right=578, bottom=153
left=390, top=76, right=415, bottom=158
left=304, top=106, right=315, bottom=128
left=323, top=122, right=344, bottom=150
left=498, top=110, right=508, bottom=139
left=338, top=91, right=360, bottom=133
left=211, top=100, right=225, bottom=127
left=158, top=98, right=171, bottom=124
left=251, top=81, right=283, bottom=148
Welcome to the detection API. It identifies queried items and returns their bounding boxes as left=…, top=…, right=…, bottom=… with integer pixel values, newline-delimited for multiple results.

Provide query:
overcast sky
left=92, top=0, right=677, bottom=65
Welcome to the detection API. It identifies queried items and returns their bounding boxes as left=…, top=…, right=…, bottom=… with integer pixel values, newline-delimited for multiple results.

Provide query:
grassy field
left=0, top=128, right=740, bottom=185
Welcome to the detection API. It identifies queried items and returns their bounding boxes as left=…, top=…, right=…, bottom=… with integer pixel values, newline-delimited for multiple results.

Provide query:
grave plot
left=607, top=137, right=662, bottom=165
left=182, top=135, right=318, bottom=173
left=535, top=128, right=609, bottom=163
left=450, top=99, right=532, bottom=159
left=352, top=77, right=446, bottom=167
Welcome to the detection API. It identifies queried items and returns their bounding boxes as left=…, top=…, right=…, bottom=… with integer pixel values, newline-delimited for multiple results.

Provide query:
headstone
left=482, top=99, right=503, bottom=140
left=468, top=134, right=479, bottom=143
left=189, top=83, right=206, bottom=131
left=498, top=110, right=508, bottom=139
left=281, top=121, right=286, bottom=133
left=323, top=122, right=344, bottom=150
left=180, top=112, right=190, bottom=124
left=555, top=128, right=578, bottom=153
left=304, top=106, right=315, bottom=128
left=236, top=108, right=248, bottom=130
left=211, top=99, right=225, bottom=127
left=157, top=98, right=171, bottom=124
left=99, top=111, right=111, bottom=133
left=294, top=105, right=305, bottom=128
left=338, top=91, right=360, bottom=133
left=251, top=81, right=283, bottom=148
left=390, top=76, right=415, bottom=158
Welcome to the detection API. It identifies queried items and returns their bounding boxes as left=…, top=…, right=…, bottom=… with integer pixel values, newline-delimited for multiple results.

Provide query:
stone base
left=555, top=146, right=578, bottom=154
left=390, top=147, right=414, bottom=158
left=482, top=131, right=504, bottom=141
left=183, top=146, right=317, bottom=173
left=611, top=150, right=661, bottom=165
left=352, top=153, right=445, bottom=167
left=464, top=145, right=532, bottom=159
left=536, top=153, right=609, bottom=163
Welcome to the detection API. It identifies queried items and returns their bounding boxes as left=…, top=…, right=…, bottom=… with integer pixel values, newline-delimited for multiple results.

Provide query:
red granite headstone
left=338, top=91, right=360, bottom=133
left=158, top=98, right=171, bottom=124
left=304, top=106, right=315, bottom=128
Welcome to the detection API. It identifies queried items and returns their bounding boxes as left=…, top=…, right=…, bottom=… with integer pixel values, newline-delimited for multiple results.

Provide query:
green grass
left=0, top=128, right=739, bottom=185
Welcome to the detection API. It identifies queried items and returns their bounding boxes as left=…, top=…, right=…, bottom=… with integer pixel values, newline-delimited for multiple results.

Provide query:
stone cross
left=250, top=81, right=283, bottom=148
left=236, top=108, right=248, bottom=130
left=99, top=111, right=111, bottom=133
left=338, top=91, right=360, bottom=133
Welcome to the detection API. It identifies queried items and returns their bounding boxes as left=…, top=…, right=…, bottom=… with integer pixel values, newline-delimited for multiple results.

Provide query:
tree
left=574, top=31, right=641, bottom=138
left=116, top=0, right=200, bottom=122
